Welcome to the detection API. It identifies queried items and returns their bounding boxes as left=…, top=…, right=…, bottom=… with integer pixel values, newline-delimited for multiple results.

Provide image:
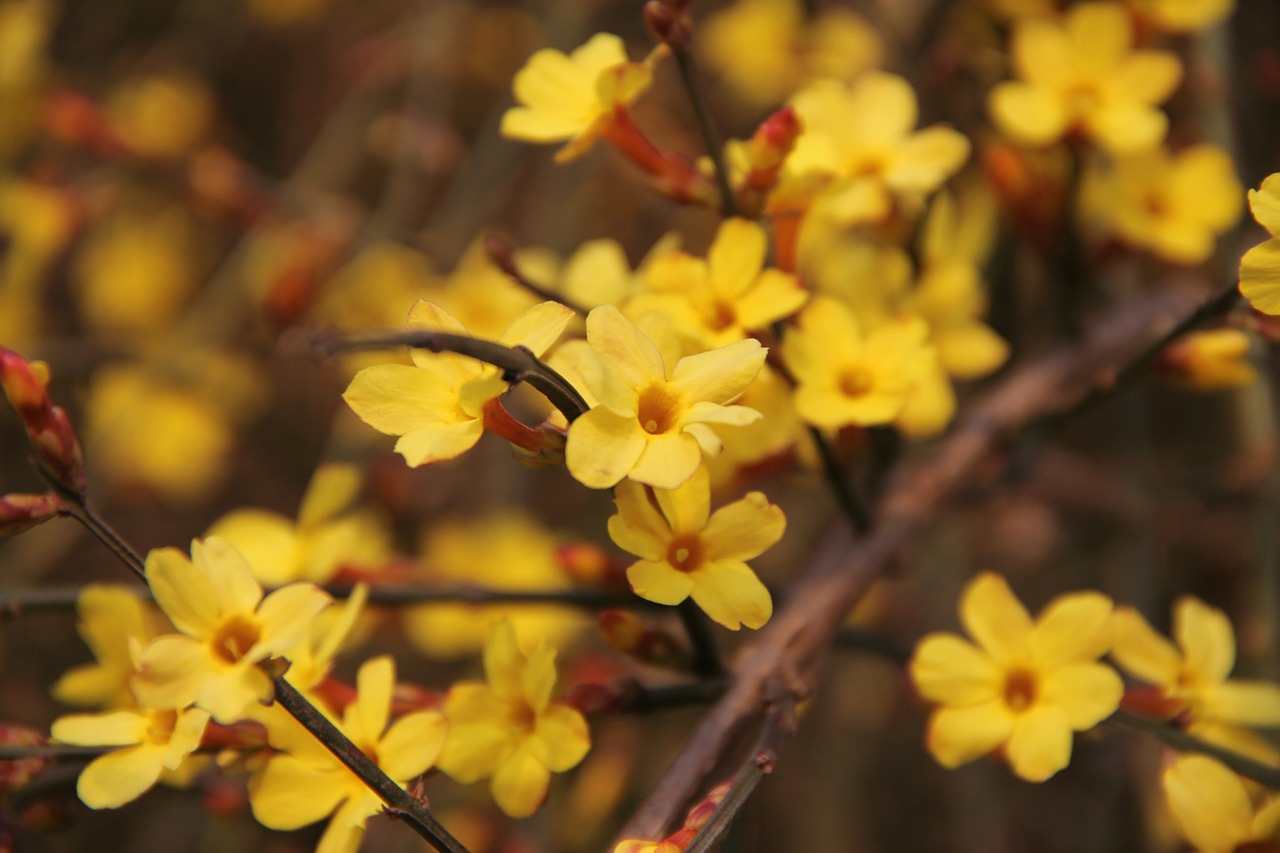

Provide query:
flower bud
left=0, top=349, right=87, bottom=495
left=0, top=492, right=63, bottom=538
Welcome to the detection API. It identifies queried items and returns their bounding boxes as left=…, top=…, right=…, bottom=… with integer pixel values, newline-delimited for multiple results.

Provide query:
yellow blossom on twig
left=1163, top=755, right=1280, bottom=853
left=1239, top=173, right=1280, bottom=315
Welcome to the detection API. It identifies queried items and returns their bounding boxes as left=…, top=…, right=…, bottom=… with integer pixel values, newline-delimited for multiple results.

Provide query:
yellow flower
left=608, top=466, right=781, bottom=630
left=403, top=511, right=588, bottom=659
left=132, top=538, right=332, bottom=723
left=1082, top=144, right=1242, bottom=264
left=208, top=462, right=391, bottom=587
left=782, top=296, right=938, bottom=431
left=909, top=572, right=1122, bottom=781
left=1239, top=173, right=1280, bottom=315
left=250, top=656, right=446, bottom=853
left=788, top=72, right=970, bottom=224
left=1163, top=755, right=1280, bottom=853
left=564, top=305, right=766, bottom=490
left=281, top=583, right=368, bottom=694
left=51, top=705, right=210, bottom=809
left=344, top=300, right=573, bottom=468
left=105, top=70, right=214, bottom=159
left=632, top=217, right=807, bottom=348
left=989, top=2, right=1182, bottom=153
left=1126, top=0, right=1234, bottom=32
left=53, top=585, right=168, bottom=710
left=1157, top=329, right=1257, bottom=391
left=501, top=33, right=657, bottom=163
left=437, top=620, right=590, bottom=818
left=1112, top=597, right=1280, bottom=760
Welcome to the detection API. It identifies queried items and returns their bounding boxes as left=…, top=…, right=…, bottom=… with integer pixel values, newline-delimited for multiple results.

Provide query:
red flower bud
left=0, top=349, right=87, bottom=495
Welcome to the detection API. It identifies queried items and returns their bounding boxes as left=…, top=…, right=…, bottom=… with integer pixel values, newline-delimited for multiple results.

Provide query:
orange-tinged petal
left=1004, top=704, right=1072, bottom=781
left=249, top=754, right=347, bottom=829
left=1174, top=596, right=1235, bottom=685
left=959, top=573, right=1033, bottom=664
left=77, top=743, right=167, bottom=808
left=1163, top=755, right=1254, bottom=852
left=702, top=492, right=785, bottom=562
left=567, top=407, right=647, bottom=488
left=627, top=559, right=694, bottom=606
left=1240, top=239, right=1280, bottom=315
left=926, top=700, right=1015, bottom=768
left=379, top=710, right=448, bottom=780
left=668, top=338, right=766, bottom=405
left=1030, top=591, right=1113, bottom=667
left=532, top=703, right=590, bottom=772
left=1251, top=176, right=1280, bottom=237
left=1110, top=606, right=1181, bottom=688
left=689, top=560, right=772, bottom=630
left=628, top=431, right=703, bottom=490
left=52, top=710, right=148, bottom=747
left=145, top=547, right=219, bottom=637
left=1040, top=662, right=1123, bottom=729
left=492, top=742, right=551, bottom=818
left=1199, top=681, right=1280, bottom=727
left=608, top=480, right=669, bottom=560
left=653, top=465, right=711, bottom=532
left=395, top=419, right=485, bottom=467
left=163, top=707, right=210, bottom=768
left=909, top=633, right=1002, bottom=706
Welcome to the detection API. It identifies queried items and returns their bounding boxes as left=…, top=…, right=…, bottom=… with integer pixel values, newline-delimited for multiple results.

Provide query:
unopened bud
left=0, top=492, right=64, bottom=537
left=644, top=1, right=689, bottom=49
left=483, top=233, right=519, bottom=276
left=683, top=779, right=731, bottom=830
left=1155, top=329, right=1257, bottom=391
left=598, top=610, right=690, bottom=669
left=746, top=107, right=801, bottom=173
left=0, top=349, right=87, bottom=495
left=556, top=541, right=613, bottom=584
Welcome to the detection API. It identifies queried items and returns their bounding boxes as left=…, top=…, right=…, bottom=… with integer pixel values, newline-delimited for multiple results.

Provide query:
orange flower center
left=708, top=300, right=737, bottom=332
left=510, top=700, right=537, bottom=733
left=211, top=614, right=262, bottom=664
left=666, top=535, right=705, bottom=573
left=637, top=385, right=680, bottom=435
left=838, top=366, right=874, bottom=398
left=144, top=709, right=179, bottom=745
left=1002, top=668, right=1038, bottom=712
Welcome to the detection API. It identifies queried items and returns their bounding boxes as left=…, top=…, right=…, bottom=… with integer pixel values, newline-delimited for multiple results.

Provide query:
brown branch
left=617, top=284, right=1205, bottom=840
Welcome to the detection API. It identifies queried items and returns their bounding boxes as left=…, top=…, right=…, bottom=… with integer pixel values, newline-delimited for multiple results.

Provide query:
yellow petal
left=935, top=324, right=1009, bottom=380
left=909, top=633, right=1001, bottom=705
left=567, top=408, right=647, bottom=489
left=438, top=712, right=511, bottom=782
left=256, top=582, right=332, bottom=656
left=959, top=572, right=1033, bottom=665
left=1199, top=681, right=1280, bottom=727
left=586, top=305, right=667, bottom=386
left=1250, top=175, right=1280, bottom=237
left=343, top=364, right=462, bottom=436
left=668, top=340, right=766, bottom=407
left=352, top=655, right=394, bottom=743
left=1040, top=663, right=1123, bottom=729
left=707, top=218, right=766, bottom=300
left=484, top=620, right=526, bottom=704
left=885, top=127, right=970, bottom=194
left=627, top=559, right=695, bottom=606
left=531, top=703, right=590, bottom=772
left=297, top=463, right=362, bottom=528
left=145, top=547, right=219, bottom=637
left=1162, top=755, right=1254, bottom=852
left=1004, top=704, right=1072, bottom=782
left=1030, top=591, right=1113, bottom=667
left=206, top=510, right=298, bottom=587
left=249, top=755, right=347, bottom=829
left=195, top=662, right=273, bottom=723
left=163, top=707, right=210, bottom=768
left=608, top=480, right=670, bottom=560
left=1110, top=606, right=1180, bottom=688
left=926, top=700, right=1014, bottom=768
left=628, top=432, right=703, bottom=490
left=498, top=301, right=574, bottom=357
left=689, top=560, right=772, bottom=630
left=1240, top=238, right=1280, bottom=315
left=395, top=419, right=485, bottom=467
left=132, top=635, right=210, bottom=710
left=702, top=492, right=785, bottom=561
left=492, top=742, right=551, bottom=818
left=77, top=744, right=167, bottom=808
left=653, top=465, right=711, bottom=532
left=379, top=710, right=448, bottom=780
left=1088, top=103, right=1168, bottom=155
left=1174, top=596, right=1235, bottom=685
left=1109, top=51, right=1182, bottom=105
left=195, top=537, right=264, bottom=616
left=52, top=710, right=147, bottom=747
left=522, top=643, right=557, bottom=714
left=989, top=82, right=1068, bottom=147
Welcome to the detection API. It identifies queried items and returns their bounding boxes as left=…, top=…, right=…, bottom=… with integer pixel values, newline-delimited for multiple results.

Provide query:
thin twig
left=1111, top=710, right=1280, bottom=789
left=311, top=328, right=589, bottom=423
left=670, top=45, right=737, bottom=217
left=807, top=426, right=874, bottom=534
left=678, top=600, right=725, bottom=678
left=273, top=677, right=469, bottom=853
left=60, top=502, right=146, bottom=580
left=484, top=234, right=592, bottom=316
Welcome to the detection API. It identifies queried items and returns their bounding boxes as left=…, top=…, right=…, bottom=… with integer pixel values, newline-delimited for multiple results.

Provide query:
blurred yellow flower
left=1112, top=597, right=1280, bottom=761
left=1083, top=144, right=1242, bottom=264
left=698, top=0, right=881, bottom=110
left=1157, top=329, right=1257, bottom=391
left=501, top=33, right=657, bottom=163
left=909, top=572, right=1122, bottom=781
left=1163, top=755, right=1280, bottom=853
left=564, top=304, right=765, bottom=489
left=788, top=72, right=970, bottom=224
left=989, top=2, right=1181, bottom=153
left=52, top=705, right=210, bottom=809
left=132, top=538, right=331, bottom=723
left=403, top=511, right=588, bottom=659
left=633, top=217, right=807, bottom=348
left=609, top=466, right=780, bottom=630
left=250, top=656, right=447, bottom=853
left=53, top=585, right=168, bottom=710
left=106, top=71, right=214, bottom=159
left=208, top=462, right=392, bottom=586
left=344, top=300, right=572, bottom=467
left=1127, top=0, right=1234, bottom=32
left=1239, top=173, right=1280, bottom=315
left=438, top=620, right=589, bottom=818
